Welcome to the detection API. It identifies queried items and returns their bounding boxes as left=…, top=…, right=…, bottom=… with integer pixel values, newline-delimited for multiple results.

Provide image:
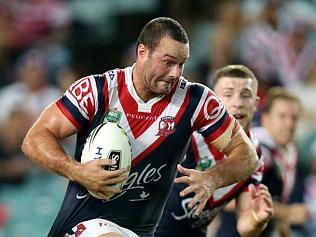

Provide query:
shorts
left=65, top=218, right=139, bottom=237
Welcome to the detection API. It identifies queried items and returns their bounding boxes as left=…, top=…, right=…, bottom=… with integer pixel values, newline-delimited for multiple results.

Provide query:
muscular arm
left=22, top=103, right=80, bottom=180
left=209, top=120, right=258, bottom=188
left=175, top=120, right=258, bottom=215
left=22, top=103, right=128, bottom=199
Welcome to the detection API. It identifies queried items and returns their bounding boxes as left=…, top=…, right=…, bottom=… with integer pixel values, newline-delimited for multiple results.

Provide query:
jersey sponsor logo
left=126, top=113, right=158, bottom=121
left=105, top=108, right=122, bottom=123
left=69, top=77, right=95, bottom=118
left=179, top=79, right=187, bottom=89
left=109, top=163, right=167, bottom=202
left=171, top=197, right=197, bottom=221
left=171, top=197, right=222, bottom=228
left=203, top=96, right=223, bottom=120
left=156, top=116, right=175, bottom=136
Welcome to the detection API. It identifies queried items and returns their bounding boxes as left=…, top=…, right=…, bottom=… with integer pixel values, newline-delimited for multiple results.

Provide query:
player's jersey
left=155, top=131, right=263, bottom=237
left=252, top=126, right=297, bottom=203
left=49, top=65, right=234, bottom=237
left=215, top=127, right=297, bottom=237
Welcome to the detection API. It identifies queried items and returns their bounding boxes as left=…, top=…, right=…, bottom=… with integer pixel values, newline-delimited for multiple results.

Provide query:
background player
left=155, top=65, right=273, bottom=237
left=217, top=87, right=309, bottom=236
left=21, top=17, right=258, bottom=237
left=253, top=87, right=309, bottom=236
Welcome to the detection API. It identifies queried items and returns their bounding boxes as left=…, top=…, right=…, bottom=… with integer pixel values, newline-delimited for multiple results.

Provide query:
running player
left=156, top=65, right=273, bottom=237
left=21, top=17, right=258, bottom=237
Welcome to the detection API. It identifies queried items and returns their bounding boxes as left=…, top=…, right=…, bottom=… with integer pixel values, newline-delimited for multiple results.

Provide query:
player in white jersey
left=21, top=17, right=258, bottom=237
left=156, top=65, right=273, bottom=237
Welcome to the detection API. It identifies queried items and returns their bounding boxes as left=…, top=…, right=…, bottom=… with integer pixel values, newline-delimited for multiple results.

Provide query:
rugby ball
left=81, top=122, right=132, bottom=199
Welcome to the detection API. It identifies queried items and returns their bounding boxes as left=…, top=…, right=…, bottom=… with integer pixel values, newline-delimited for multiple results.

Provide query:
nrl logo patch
left=156, top=116, right=175, bottom=136
left=196, top=156, right=213, bottom=171
left=104, top=108, right=122, bottom=123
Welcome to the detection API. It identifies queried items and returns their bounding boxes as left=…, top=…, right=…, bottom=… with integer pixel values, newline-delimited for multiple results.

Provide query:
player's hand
left=278, top=221, right=291, bottom=237
left=248, top=184, right=274, bottom=226
left=174, top=164, right=216, bottom=216
left=74, top=159, right=129, bottom=200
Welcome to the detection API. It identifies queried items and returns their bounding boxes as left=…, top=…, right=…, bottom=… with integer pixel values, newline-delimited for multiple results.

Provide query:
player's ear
left=136, top=44, right=148, bottom=60
left=255, top=96, right=260, bottom=110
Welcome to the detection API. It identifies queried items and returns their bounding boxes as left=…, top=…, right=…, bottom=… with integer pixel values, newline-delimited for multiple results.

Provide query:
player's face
left=262, top=99, right=300, bottom=146
left=142, top=37, right=189, bottom=96
left=214, top=77, right=258, bottom=130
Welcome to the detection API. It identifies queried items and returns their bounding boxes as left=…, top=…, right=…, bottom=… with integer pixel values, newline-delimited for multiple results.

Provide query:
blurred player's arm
left=273, top=202, right=309, bottom=224
left=235, top=184, right=273, bottom=237
left=175, top=119, right=258, bottom=215
left=22, top=103, right=128, bottom=199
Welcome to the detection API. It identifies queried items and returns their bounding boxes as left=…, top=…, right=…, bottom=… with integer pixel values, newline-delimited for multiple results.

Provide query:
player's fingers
left=195, top=198, right=208, bottom=216
left=103, top=175, right=129, bottom=185
left=262, top=195, right=273, bottom=208
left=97, top=158, right=117, bottom=166
left=103, top=186, right=123, bottom=194
left=257, top=189, right=272, bottom=201
left=264, top=207, right=274, bottom=217
left=179, top=184, right=198, bottom=197
left=177, top=164, right=192, bottom=176
left=93, top=187, right=122, bottom=201
left=174, top=175, right=192, bottom=185
left=102, top=168, right=129, bottom=179
left=188, top=191, right=204, bottom=209
left=258, top=183, right=269, bottom=191
left=248, top=183, right=257, bottom=198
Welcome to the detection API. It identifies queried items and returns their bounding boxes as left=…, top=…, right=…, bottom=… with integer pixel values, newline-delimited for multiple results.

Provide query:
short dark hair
left=212, top=65, right=258, bottom=89
left=136, top=17, right=189, bottom=52
left=263, top=87, right=301, bottom=113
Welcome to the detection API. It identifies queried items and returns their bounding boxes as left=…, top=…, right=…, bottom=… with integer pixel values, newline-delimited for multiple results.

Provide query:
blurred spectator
left=304, top=141, right=316, bottom=237
left=240, top=0, right=316, bottom=90
left=239, top=0, right=285, bottom=89
left=55, top=66, right=81, bottom=92
left=0, top=110, right=33, bottom=184
left=276, top=0, right=316, bottom=88
left=0, top=0, right=70, bottom=50
left=0, top=49, right=61, bottom=124
left=0, top=48, right=60, bottom=186
left=0, top=48, right=63, bottom=235
left=290, top=61, right=316, bottom=147
left=0, top=0, right=72, bottom=88
left=208, top=0, right=243, bottom=74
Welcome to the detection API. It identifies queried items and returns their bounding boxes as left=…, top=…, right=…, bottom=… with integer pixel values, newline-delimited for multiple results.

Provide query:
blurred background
left=0, top=0, right=315, bottom=236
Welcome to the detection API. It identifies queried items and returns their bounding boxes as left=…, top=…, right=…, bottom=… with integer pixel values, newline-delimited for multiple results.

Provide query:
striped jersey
left=155, top=130, right=263, bottom=236
left=252, top=126, right=297, bottom=203
left=48, top=65, right=234, bottom=237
